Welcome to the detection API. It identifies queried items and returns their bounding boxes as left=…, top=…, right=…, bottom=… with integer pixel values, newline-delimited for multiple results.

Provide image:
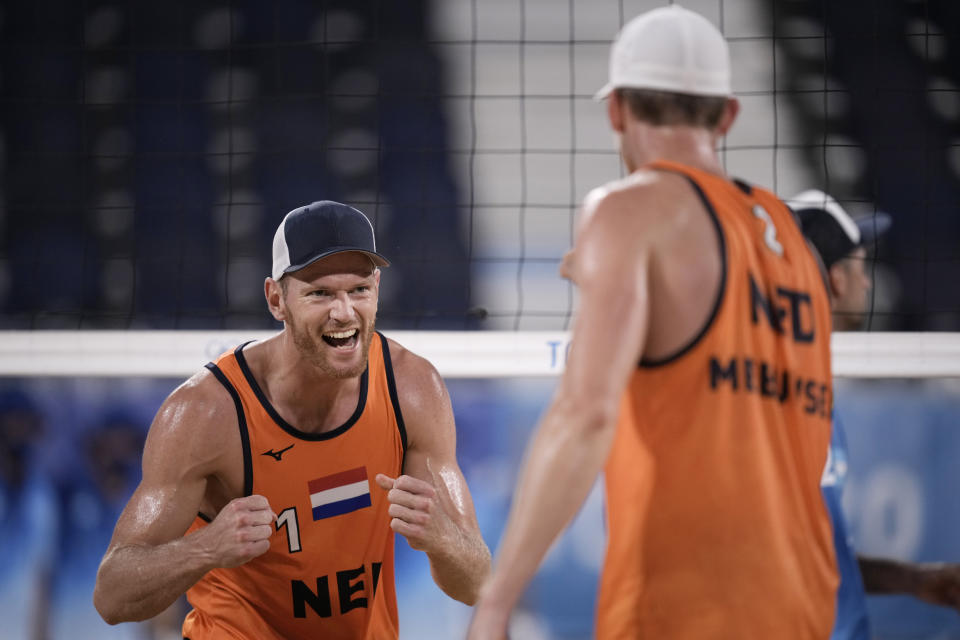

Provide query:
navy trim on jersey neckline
left=378, top=331, right=408, bottom=459
left=205, top=361, right=253, bottom=497
left=733, top=177, right=753, bottom=195
left=639, top=170, right=728, bottom=368
left=233, top=341, right=369, bottom=441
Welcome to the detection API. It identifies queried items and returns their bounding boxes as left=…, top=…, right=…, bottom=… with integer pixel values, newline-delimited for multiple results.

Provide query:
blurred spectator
left=49, top=408, right=185, bottom=639
left=0, top=388, right=57, bottom=640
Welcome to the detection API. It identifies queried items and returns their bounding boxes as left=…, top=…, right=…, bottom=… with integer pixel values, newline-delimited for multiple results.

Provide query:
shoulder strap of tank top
left=377, top=331, right=408, bottom=458
left=203, top=358, right=253, bottom=498
left=626, top=162, right=729, bottom=368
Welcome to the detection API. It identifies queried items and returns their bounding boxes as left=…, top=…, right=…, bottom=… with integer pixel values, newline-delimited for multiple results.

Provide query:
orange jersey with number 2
left=597, top=160, right=837, bottom=639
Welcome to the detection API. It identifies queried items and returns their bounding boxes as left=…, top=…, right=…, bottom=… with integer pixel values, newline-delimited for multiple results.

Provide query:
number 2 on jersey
left=752, top=204, right=784, bottom=256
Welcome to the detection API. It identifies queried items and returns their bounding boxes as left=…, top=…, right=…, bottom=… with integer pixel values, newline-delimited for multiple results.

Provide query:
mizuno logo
left=262, top=444, right=294, bottom=461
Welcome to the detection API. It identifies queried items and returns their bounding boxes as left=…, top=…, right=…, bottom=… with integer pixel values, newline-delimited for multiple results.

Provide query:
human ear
left=265, top=277, right=286, bottom=322
left=608, top=91, right=626, bottom=134
left=828, top=264, right=846, bottom=299
left=716, top=97, right=740, bottom=137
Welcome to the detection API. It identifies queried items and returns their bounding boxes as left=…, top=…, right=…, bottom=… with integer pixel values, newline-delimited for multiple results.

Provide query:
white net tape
left=0, top=331, right=957, bottom=378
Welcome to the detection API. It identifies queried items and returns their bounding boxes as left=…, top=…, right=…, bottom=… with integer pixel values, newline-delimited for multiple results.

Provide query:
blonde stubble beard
left=287, top=311, right=378, bottom=380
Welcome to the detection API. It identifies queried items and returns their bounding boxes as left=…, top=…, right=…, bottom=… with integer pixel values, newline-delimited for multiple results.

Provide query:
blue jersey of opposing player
left=821, top=412, right=870, bottom=640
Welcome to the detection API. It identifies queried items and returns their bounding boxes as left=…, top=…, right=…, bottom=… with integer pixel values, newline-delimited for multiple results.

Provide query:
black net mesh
left=1, top=0, right=958, bottom=331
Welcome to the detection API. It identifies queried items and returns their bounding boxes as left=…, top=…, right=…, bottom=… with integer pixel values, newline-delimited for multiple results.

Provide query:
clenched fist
left=375, top=473, right=459, bottom=554
left=199, top=494, right=276, bottom=568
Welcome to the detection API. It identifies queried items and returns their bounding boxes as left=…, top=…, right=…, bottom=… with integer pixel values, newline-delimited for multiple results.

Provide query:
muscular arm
left=374, top=346, right=491, bottom=605
left=468, top=188, right=656, bottom=637
left=93, top=373, right=273, bottom=624
left=859, top=556, right=960, bottom=610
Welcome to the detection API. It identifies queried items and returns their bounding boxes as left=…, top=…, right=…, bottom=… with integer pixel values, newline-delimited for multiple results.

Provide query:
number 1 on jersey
left=276, top=507, right=302, bottom=553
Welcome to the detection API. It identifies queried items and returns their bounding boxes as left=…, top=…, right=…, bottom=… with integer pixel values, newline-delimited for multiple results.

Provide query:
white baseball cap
left=594, top=5, right=732, bottom=100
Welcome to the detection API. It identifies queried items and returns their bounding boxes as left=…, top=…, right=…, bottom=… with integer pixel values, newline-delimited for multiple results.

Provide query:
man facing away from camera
left=794, top=189, right=960, bottom=640
left=94, top=200, right=490, bottom=639
left=468, top=6, right=838, bottom=639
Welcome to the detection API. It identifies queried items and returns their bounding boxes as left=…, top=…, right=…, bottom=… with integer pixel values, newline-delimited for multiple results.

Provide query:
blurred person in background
left=469, top=6, right=837, bottom=639
left=0, top=388, right=56, bottom=640
left=50, top=408, right=186, bottom=639
left=793, top=189, right=960, bottom=640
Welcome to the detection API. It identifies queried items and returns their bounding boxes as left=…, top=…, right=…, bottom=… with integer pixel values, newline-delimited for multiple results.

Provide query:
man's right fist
left=203, top=495, right=276, bottom=568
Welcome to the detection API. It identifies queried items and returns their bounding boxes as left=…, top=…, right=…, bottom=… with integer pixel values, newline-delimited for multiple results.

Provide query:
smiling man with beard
left=94, top=201, right=490, bottom=639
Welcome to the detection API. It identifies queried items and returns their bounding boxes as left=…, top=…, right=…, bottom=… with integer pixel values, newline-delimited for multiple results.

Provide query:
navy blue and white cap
left=789, top=189, right=892, bottom=269
left=271, top=200, right=390, bottom=280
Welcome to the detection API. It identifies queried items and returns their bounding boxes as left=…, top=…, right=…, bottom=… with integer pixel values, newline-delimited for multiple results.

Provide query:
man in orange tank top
left=94, top=201, right=490, bottom=638
left=469, top=6, right=837, bottom=639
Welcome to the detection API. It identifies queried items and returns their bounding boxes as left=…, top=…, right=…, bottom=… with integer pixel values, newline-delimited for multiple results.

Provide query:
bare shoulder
left=382, top=337, right=453, bottom=448
left=572, top=172, right=672, bottom=271
left=585, top=169, right=695, bottom=234
left=150, top=368, right=234, bottom=438
left=383, top=337, right=448, bottom=413
left=143, top=367, right=238, bottom=478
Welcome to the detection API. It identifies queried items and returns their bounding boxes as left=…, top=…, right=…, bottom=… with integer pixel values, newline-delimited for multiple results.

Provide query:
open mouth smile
left=321, top=328, right=359, bottom=349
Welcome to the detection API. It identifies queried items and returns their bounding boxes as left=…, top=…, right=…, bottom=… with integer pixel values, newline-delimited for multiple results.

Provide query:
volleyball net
left=2, top=0, right=959, bottom=332
left=3, top=0, right=959, bottom=378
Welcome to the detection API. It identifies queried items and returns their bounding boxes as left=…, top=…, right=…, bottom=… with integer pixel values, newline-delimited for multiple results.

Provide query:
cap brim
left=593, top=83, right=615, bottom=101
left=281, top=248, right=390, bottom=279
left=592, top=82, right=732, bottom=101
left=855, top=212, right=892, bottom=243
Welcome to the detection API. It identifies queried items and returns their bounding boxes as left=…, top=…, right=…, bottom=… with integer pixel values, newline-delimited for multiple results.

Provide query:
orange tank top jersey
left=182, top=332, right=405, bottom=640
left=596, top=161, right=838, bottom=639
